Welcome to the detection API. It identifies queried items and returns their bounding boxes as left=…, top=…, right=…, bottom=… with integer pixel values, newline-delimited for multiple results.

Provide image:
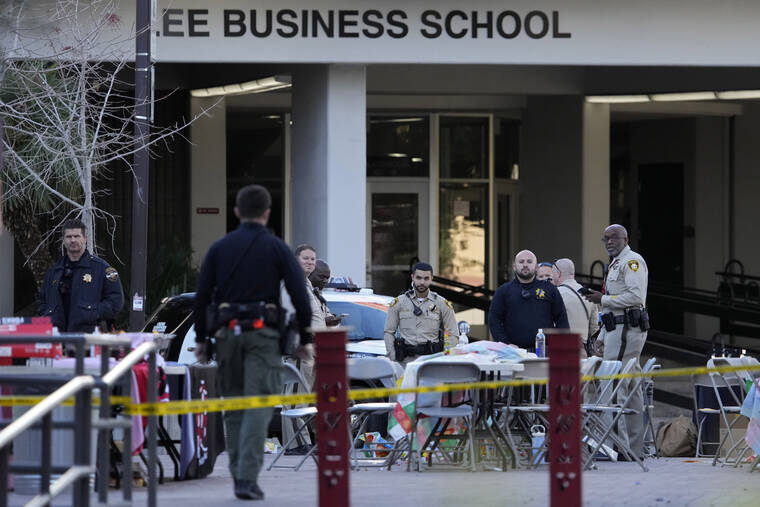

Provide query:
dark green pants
left=216, top=326, right=282, bottom=482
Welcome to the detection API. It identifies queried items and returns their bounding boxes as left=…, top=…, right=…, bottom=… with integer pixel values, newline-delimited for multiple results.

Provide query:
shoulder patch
left=627, top=260, right=640, bottom=272
left=389, top=297, right=398, bottom=308
left=105, top=266, right=120, bottom=282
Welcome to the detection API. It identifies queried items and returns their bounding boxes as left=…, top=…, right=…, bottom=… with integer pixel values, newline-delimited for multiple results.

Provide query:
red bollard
left=314, top=328, right=350, bottom=507
left=546, top=331, right=582, bottom=507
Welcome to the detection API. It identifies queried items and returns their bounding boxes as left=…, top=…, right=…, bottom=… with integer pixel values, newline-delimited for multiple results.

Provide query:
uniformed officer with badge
left=383, top=262, right=459, bottom=365
left=38, top=219, right=123, bottom=332
left=585, top=224, right=650, bottom=460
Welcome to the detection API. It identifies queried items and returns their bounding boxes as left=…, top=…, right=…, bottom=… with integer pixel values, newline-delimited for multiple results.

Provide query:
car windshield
left=142, top=296, right=195, bottom=361
left=325, top=301, right=387, bottom=341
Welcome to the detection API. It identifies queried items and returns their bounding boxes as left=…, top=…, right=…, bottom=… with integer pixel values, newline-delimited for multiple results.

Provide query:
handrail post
left=75, top=341, right=85, bottom=375
left=97, top=345, right=111, bottom=504
left=73, top=386, right=92, bottom=506
left=147, top=348, right=158, bottom=507
left=122, top=373, right=132, bottom=502
left=41, top=413, right=52, bottom=496
left=1, top=445, right=9, bottom=507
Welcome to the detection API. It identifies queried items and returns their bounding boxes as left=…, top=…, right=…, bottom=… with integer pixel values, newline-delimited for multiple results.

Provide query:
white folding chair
left=267, top=363, right=318, bottom=471
left=347, top=357, right=402, bottom=469
left=692, top=372, right=722, bottom=458
left=640, top=358, right=659, bottom=457
left=578, top=359, right=622, bottom=464
left=707, top=357, right=752, bottom=467
left=408, top=362, right=481, bottom=472
left=497, top=357, right=601, bottom=468
left=582, top=358, right=649, bottom=471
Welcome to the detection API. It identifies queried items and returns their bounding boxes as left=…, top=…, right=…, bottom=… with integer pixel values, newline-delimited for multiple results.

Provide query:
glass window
left=367, top=116, right=429, bottom=177
left=226, top=114, right=284, bottom=235
left=494, top=118, right=520, bottom=180
left=325, top=301, right=387, bottom=341
left=438, top=182, right=488, bottom=287
left=370, top=193, right=418, bottom=296
left=439, top=117, right=489, bottom=179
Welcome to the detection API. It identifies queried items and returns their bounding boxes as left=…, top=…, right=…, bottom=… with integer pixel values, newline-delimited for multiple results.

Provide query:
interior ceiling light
left=386, top=153, right=408, bottom=158
left=587, top=89, right=760, bottom=103
left=586, top=95, right=649, bottom=104
left=370, top=117, right=425, bottom=123
left=716, top=90, right=760, bottom=100
left=650, top=91, right=716, bottom=102
left=191, top=75, right=291, bottom=98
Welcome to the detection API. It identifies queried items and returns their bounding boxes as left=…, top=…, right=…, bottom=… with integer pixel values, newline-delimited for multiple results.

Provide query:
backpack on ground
left=655, top=415, right=697, bottom=457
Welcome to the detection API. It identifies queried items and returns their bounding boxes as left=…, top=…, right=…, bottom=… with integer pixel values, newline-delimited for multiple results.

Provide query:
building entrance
left=366, top=180, right=430, bottom=297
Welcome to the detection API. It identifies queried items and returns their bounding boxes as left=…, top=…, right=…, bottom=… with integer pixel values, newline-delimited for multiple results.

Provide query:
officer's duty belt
left=218, top=301, right=279, bottom=329
left=394, top=338, right=444, bottom=360
left=600, top=308, right=650, bottom=332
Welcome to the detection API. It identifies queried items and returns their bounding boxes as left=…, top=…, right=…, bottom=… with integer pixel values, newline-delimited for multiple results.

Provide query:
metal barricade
left=0, top=333, right=172, bottom=507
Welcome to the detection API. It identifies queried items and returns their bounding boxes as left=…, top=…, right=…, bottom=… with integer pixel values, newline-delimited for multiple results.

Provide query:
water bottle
left=535, top=328, right=546, bottom=357
left=531, top=424, right=546, bottom=464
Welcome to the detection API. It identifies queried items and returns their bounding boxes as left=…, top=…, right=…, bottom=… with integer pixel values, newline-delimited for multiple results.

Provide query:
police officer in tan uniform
left=585, top=224, right=650, bottom=460
left=384, top=262, right=459, bottom=365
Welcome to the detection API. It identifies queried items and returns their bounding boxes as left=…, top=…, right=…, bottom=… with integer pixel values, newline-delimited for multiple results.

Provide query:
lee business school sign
left=9, top=0, right=760, bottom=66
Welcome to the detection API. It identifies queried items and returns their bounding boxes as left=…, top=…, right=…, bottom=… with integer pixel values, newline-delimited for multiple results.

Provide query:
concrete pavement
left=123, top=453, right=760, bottom=507
left=9, top=452, right=758, bottom=506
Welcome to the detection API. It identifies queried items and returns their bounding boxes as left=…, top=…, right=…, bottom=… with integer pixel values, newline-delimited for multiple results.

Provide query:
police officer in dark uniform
left=194, top=184, right=311, bottom=501
left=488, top=249, right=569, bottom=350
left=38, top=219, right=123, bottom=332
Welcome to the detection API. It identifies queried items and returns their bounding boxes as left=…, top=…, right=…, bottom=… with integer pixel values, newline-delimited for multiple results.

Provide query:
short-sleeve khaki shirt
left=383, top=290, right=459, bottom=361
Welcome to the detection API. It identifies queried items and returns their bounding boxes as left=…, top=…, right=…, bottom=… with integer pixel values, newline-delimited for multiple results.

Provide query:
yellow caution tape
left=0, top=395, right=132, bottom=407
left=2, top=363, right=758, bottom=416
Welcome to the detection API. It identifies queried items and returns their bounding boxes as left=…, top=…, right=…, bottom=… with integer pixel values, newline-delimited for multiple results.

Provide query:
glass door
left=366, top=180, right=429, bottom=296
left=493, top=180, right=519, bottom=287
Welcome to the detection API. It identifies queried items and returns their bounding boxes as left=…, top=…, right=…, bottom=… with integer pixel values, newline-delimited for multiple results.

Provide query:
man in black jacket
left=38, top=219, right=123, bottom=332
left=194, top=184, right=311, bottom=501
left=488, top=249, right=569, bottom=351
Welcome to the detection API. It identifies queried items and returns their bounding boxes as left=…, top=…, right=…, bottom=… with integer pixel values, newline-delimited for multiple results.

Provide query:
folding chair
left=346, top=357, right=403, bottom=469
left=692, top=372, right=722, bottom=458
left=267, top=363, right=318, bottom=471
left=498, top=359, right=550, bottom=468
left=408, top=362, right=481, bottom=472
left=640, top=358, right=659, bottom=457
left=578, top=359, right=622, bottom=465
left=495, top=357, right=602, bottom=468
left=707, top=357, right=753, bottom=467
left=582, top=358, right=649, bottom=471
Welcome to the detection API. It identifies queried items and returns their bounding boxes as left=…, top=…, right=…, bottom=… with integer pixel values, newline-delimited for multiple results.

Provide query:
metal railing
left=0, top=333, right=172, bottom=507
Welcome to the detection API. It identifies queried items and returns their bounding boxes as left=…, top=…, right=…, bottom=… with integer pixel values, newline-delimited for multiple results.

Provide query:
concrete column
left=0, top=228, right=13, bottom=315
left=291, top=65, right=367, bottom=285
left=520, top=97, right=609, bottom=275
left=190, top=97, right=227, bottom=266
left=581, top=103, right=611, bottom=272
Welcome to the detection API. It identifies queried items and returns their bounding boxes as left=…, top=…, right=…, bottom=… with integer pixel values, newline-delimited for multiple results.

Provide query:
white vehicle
left=143, top=288, right=394, bottom=364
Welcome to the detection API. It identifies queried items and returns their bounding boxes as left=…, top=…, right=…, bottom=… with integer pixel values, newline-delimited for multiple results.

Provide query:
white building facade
left=5, top=0, right=760, bottom=340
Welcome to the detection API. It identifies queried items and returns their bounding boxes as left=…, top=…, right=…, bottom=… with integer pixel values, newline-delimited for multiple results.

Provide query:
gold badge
left=535, top=288, right=546, bottom=299
left=83, top=273, right=92, bottom=283
left=627, top=260, right=640, bottom=272
left=389, top=297, right=398, bottom=308
left=445, top=299, right=454, bottom=310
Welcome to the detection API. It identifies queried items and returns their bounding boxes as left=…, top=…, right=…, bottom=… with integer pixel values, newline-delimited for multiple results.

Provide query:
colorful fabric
left=741, top=379, right=760, bottom=454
